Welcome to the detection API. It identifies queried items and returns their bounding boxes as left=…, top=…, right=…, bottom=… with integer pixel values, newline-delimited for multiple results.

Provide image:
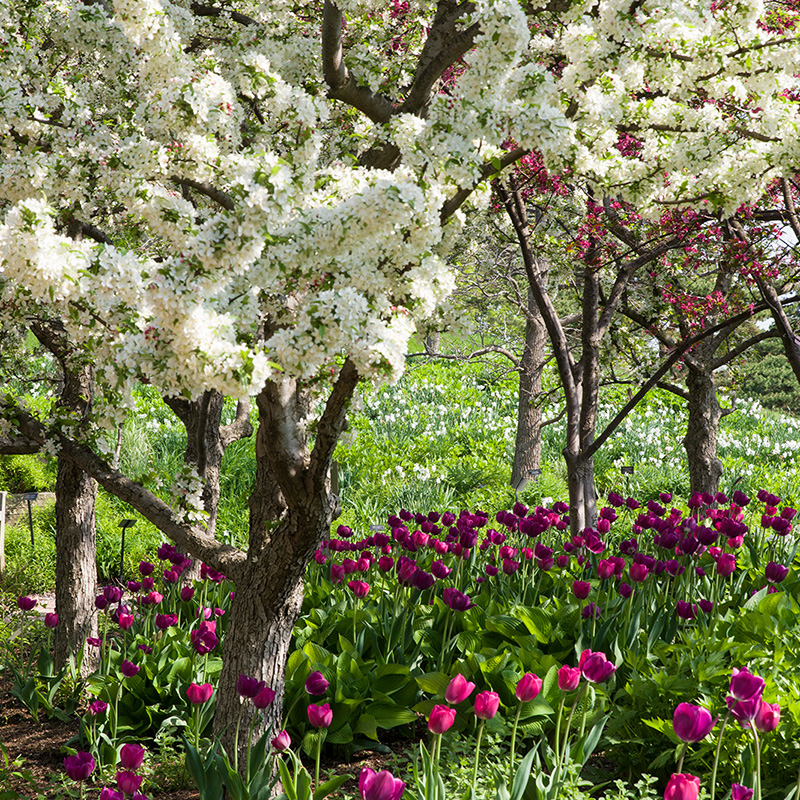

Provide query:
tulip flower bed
left=4, top=487, right=800, bottom=800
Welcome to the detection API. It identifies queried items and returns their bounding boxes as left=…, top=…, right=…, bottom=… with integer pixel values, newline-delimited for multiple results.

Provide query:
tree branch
left=0, top=437, right=41, bottom=455
left=171, top=176, right=234, bottom=211
left=712, top=329, right=778, bottom=370
left=220, top=398, right=253, bottom=448
left=322, top=1, right=395, bottom=124
left=189, top=1, right=258, bottom=26
left=3, top=399, right=246, bottom=579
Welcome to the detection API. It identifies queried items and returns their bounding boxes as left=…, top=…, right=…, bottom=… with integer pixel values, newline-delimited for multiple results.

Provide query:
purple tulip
left=89, top=700, right=108, bottom=716
left=305, top=671, right=330, bottom=696
left=618, top=582, right=633, bottom=598
left=558, top=665, right=581, bottom=691
left=119, top=743, right=146, bottom=771
left=253, top=686, right=276, bottom=709
left=99, top=788, right=123, bottom=800
left=731, top=785, right=754, bottom=800
left=359, top=767, right=406, bottom=800
left=155, top=613, right=178, bottom=630
left=579, top=649, right=616, bottom=683
left=428, top=704, right=456, bottom=734
left=753, top=700, right=780, bottom=732
left=271, top=730, right=291, bottom=752
left=698, top=599, right=714, bottom=614
left=186, top=682, right=214, bottom=703
left=672, top=703, right=716, bottom=742
left=190, top=621, right=218, bottom=654
left=121, top=660, right=140, bottom=678
left=348, top=580, right=370, bottom=598
left=729, top=667, right=765, bottom=701
left=572, top=580, right=591, bottom=600
left=179, top=586, right=195, bottom=601
left=17, top=596, right=36, bottom=611
left=582, top=602, right=601, bottom=619
left=442, top=587, right=473, bottom=611
left=116, top=771, right=143, bottom=795
left=474, top=690, right=500, bottom=720
left=64, top=752, right=95, bottom=782
left=237, top=674, right=266, bottom=698
left=630, top=562, right=649, bottom=582
left=44, top=612, right=59, bottom=628
left=307, top=702, right=333, bottom=728
left=676, top=601, right=696, bottom=620
left=765, top=561, right=789, bottom=584
left=716, top=553, right=736, bottom=577
left=445, top=674, right=475, bottom=704
left=515, top=673, right=542, bottom=702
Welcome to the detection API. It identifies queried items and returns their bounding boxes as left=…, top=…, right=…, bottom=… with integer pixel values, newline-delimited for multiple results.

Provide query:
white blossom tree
left=0, top=0, right=798, bottom=758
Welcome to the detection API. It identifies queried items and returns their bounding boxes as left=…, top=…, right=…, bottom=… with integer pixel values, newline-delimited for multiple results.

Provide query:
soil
left=0, top=675, right=413, bottom=799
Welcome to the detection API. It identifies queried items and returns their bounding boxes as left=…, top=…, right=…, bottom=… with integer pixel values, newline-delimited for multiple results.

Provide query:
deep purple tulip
left=359, top=767, right=406, bottom=800
left=445, top=674, right=475, bottom=704
left=121, top=660, right=140, bottom=678
left=116, top=771, right=143, bottom=795
left=155, top=613, right=178, bottom=630
left=676, top=601, right=696, bottom=620
left=673, top=703, right=716, bottom=742
left=618, top=582, right=633, bottom=599
left=99, top=788, right=123, bottom=800
left=428, top=704, right=456, bottom=734
left=579, top=649, right=616, bottom=683
left=44, top=612, right=59, bottom=628
left=431, top=560, right=451, bottom=579
left=442, top=587, right=473, bottom=611
left=582, top=602, right=601, bottom=619
left=180, top=586, right=195, bottom=601
left=190, top=621, right=218, bottom=654
left=698, top=599, right=714, bottom=614
left=765, top=561, right=789, bottom=584
left=474, top=690, right=500, bottom=720
left=630, top=562, right=649, bottom=582
left=330, top=563, right=345, bottom=584
left=237, top=674, right=267, bottom=698
left=729, top=667, right=765, bottom=701
left=515, top=673, right=542, bottom=702
left=572, top=580, right=591, bottom=600
left=253, top=686, right=276, bottom=709
left=17, top=596, right=36, bottom=611
left=597, top=560, right=615, bottom=579
left=119, top=743, right=146, bottom=771
left=186, top=682, right=214, bottom=703
left=64, top=752, right=95, bottom=782
left=305, top=671, right=330, bottom=695
left=307, top=702, right=333, bottom=728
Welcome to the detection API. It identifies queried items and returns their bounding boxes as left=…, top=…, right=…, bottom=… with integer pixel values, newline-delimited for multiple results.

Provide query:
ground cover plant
left=3, top=483, right=799, bottom=799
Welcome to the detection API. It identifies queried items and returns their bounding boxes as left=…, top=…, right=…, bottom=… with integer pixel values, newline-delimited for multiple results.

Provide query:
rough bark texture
left=511, top=290, right=546, bottom=489
left=31, top=321, right=99, bottom=672
left=683, top=346, right=724, bottom=496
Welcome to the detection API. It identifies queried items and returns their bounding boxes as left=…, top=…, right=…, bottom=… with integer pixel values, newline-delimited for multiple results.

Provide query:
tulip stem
left=315, top=731, right=322, bottom=790
left=553, top=694, right=566, bottom=767
left=472, top=720, right=485, bottom=794
left=559, top=683, right=587, bottom=780
left=509, top=703, right=523, bottom=781
left=234, top=704, right=243, bottom=775
left=709, top=710, right=731, bottom=800
left=676, top=741, right=687, bottom=774
left=752, top=727, right=762, bottom=800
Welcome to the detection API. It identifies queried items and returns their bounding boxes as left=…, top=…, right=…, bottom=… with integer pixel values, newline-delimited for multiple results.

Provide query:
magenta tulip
left=579, top=649, right=616, bottom=683
left=630, top=562, right=649, bottom=582
left=118, top=613, right=134, bottom=630
left=663, top=773, right=700, bottom=800
left=119, top=744, right=145, bottom=771
left=271, top=730, right=291, bottom=752
left=116, top=771, right=143, bottom=795
left=672, top=703, right=716, bottom=742
left=727, top=696, right=762, bottom=725
left=348, top=580, right=370, bottom=598
left=305, top=671, right=330, bottom=695
left=253, top=686, right=277, bottom=709
left=237, top=674, right=266, bottom=698
left=64, top=752, right=95, bottom=782
left=572, top=580, right=590, bottom=600
left=359, top=767, right=406, bottom=800
left=731, top=784, right=754, bottom=800
left=474, top=691, right=500, bottom=720
left=753, top=700, right=780, bottom=732
left=308, top=702, right=333, bottom=728
left=99, top=788, right=123, bottom=800
left=515, top=673, right=542, bottom=702
left=558, top=665, right=581, bottom=691
left=428, top=704, right=456, bottom=734
left=186, top=682, right=214, bottom=703
left=121, top=660, right=140, bottom=678
left=716, top=553, right=736, bottom=577
left=190, top=621, right=218, bottom=654
left=729, top=667, right=765, bottom=701
left=89, top=700, right=108, bottom=716
left=445, top=674, right=475, bottom=705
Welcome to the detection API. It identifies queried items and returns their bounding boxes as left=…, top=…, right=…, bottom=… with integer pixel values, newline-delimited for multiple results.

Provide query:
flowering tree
left=0, top=0, right=798, bottom=761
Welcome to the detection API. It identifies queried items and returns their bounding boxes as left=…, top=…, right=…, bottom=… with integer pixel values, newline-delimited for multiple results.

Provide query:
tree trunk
left=54, top=458, right=98, bottom=672
left=564, top=448, right=596, bottom=534
left=511, top=290, right=546, bottom=489
left=683, top=356, right=724, bottom=496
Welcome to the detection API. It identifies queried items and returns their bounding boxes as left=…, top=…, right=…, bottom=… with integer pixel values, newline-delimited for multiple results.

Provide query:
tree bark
left=511, top=289, right=546, bottom=489
left=31, top=320, right=99, bottom=672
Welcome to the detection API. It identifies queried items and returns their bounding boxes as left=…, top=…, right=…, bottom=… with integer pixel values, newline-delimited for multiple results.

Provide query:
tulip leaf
left=354, top=712, right=378, bottom=739
left=415, top=672, right=450, bottom=696
left=313, top=774, right=351, bottom=800
left=366, top=701, right=418, bottom=728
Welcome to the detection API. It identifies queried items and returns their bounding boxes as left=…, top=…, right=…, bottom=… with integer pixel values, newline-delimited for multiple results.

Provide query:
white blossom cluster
left=0, top=0, right=797, bottom=418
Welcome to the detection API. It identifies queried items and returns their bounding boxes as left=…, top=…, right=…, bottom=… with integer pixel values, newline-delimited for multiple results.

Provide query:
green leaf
left=366, top=702, right=418, bottom=729
left=415, top=672, right=450, bottom=696
left=313, top=774, right=351, bottom=800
